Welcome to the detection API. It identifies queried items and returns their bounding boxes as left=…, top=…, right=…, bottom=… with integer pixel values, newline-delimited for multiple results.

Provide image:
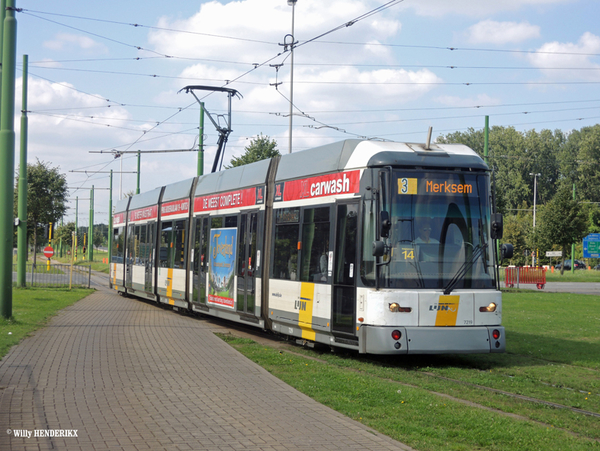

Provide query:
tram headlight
left=389, top=303, right=412, bottom=313
left=479, top=302, right=497, bottom=312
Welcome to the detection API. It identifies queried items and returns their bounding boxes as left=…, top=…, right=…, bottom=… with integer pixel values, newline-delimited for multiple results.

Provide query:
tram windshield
left=363, top=171, right=496, bottom=290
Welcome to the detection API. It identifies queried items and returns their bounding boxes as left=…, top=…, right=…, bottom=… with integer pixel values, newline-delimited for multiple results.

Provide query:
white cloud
left=467, top=20, right=540, bottom=44
left=43, top=33, right=108, bottom=53
left=528, top=32, right=600, bottom=81
left=435, top=94, right=501, bottom=108
left=402, top=0, right=571, bottom=17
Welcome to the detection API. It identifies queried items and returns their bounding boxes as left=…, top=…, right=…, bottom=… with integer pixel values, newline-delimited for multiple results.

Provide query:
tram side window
left=159, top=221, right=173, bottom=268
left=127, top=224, right=136, bottom=264
left=273, top=208, right=300, bottom=280
left=300, top=207, right=330, bottom=283
left=137, top=225, right=149, bottom=266
left=361, top=201, right=376, bottom=286
left=112, top=227, right=124, bottom=263
left=133, top=226, right=139, bottom=265
left=173, top=220, right=187, bottom=269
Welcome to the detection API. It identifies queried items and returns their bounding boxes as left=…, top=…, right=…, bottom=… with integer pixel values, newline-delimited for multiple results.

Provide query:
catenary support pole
left=108, top=170, right=113, bottom=273
left=17, top=54, right=27, bottom=287
left=571, top=184, right=576, bottom=274
left=0, top=0, right=17, bottom=318
left=89, top=185, right=94, bottom=262
left=198, top=102, right=204, bottom=176
left=136, top=151, right=140, bottom=194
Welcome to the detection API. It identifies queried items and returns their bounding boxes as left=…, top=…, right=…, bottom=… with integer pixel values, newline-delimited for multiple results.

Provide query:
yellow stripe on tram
left=299, top=282, right=316, bottom=341
left=435, top=295, right=460, bottom=327
left=167, top=268, right=174, bottom=305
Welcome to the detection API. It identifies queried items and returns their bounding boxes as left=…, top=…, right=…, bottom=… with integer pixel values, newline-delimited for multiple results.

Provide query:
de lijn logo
left=208, top=228, right=237, bottom=309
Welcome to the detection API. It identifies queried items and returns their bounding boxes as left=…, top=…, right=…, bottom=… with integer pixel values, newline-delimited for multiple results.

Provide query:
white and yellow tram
left=110, top=139, right=510, bottom=354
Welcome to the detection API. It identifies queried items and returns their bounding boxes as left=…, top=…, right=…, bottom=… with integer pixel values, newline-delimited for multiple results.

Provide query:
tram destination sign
left=583, top=233, right=600, bottom=258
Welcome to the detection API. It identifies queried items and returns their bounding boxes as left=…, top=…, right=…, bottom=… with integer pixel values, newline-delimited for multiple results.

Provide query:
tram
left=110, top=139, right=511, bottom=354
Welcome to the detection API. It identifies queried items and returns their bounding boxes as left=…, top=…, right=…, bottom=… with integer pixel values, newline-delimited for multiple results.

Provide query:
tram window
left=112, top=227, right=124, bottom=263
left=127, top=224, right=136, bottom=265
left=212, top=217, right=223, bottom=229
left=273, top=208, right=300, bottom=280
left=139, top=225, right=148, bottom=264
left=361, top=202, right=376, bottom=286
left=300, top=207, right=330, bottom=283
left=225, top=216, right=237, bottom=228
left=134, top=225, right=143, bottom=265
left=173, top=220, right=187, bottom=269
left=159, top=221, right=173, bottom=268
left=147, top=223, right=155, bottom=266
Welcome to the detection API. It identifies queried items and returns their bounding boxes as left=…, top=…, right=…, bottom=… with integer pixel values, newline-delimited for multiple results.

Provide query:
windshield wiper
left=442, top=243, right=486, bottom=295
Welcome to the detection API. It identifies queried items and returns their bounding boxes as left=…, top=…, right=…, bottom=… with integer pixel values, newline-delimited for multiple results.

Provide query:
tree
left=226, top=134, right=280, bottom=168
left=14, top=159, right=68, bottom=266
left=535, top=184, right=587, bottom=274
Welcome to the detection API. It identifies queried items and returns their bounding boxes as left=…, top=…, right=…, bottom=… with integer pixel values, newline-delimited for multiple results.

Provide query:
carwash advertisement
left=208, top=228, right=237, bottom=309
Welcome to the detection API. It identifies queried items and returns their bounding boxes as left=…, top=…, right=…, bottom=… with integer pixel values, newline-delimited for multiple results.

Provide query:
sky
left=10, top=0, right=600, bottom=227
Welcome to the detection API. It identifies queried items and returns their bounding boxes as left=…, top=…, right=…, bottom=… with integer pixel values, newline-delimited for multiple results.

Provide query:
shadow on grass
left=300, top=330, right=599, bottom=372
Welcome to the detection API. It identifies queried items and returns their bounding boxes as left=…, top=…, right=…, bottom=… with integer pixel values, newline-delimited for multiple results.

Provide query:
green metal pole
left=484, top=116, right=489, bottom=166
left=17, top=54, right=27, bottom=287
left=0, top=0, right=6, bottom=92
left=571, top=183, right=576, bottom=274
left=136, top=151, right=140, bottom=194
left=0, top=0, right=17, bottom=318
left=108, top=170, right=113, bottom=282
left=75, top=196, right=78, bottom=261
left=198, top=102, right=204, bottom=176
left=89, top=185, right=94, bottom=262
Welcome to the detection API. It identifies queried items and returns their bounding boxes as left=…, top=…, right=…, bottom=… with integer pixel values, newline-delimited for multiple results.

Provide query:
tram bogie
left=110, top=139, right=508, bottom=355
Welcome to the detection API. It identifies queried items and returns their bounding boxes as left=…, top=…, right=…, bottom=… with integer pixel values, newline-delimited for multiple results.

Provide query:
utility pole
left=198, top=102, right=204, bottom=176
left=0, top=0, right=17, bottom=318
left=89, top=185, right=94, bottom=262
left=17, top=54, right=27, bottom=287
left=108, top=170, right=113, bottom=277
left=572, top=184, right=576, bottom=274
left=136, top=151, right=140, bottom=194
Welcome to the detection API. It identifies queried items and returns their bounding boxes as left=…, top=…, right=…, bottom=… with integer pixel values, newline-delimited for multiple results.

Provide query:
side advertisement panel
left=208, top=228, right=237, bottom=309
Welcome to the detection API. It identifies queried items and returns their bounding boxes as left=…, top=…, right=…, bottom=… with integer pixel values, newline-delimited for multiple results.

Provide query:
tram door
left=144, top=223, right=155, bottom=292
left=192, top=216, right=209, bottom=305
left=237, top=212, right=258, bottom=316
left=125, top=224, right=134, bottom=288
left=332, top=201, right=359, bottom=336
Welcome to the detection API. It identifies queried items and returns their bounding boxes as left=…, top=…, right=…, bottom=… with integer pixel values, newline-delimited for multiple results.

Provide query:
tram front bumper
left=362, top=325, right=505, bottom=355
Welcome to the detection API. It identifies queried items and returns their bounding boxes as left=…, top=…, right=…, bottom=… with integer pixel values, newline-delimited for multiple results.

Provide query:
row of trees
left=14, top=160, right=107, bottom=264
left=438, top=124, right=600, bottom=269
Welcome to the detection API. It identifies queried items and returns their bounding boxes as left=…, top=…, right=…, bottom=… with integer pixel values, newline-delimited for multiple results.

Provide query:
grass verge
left=0, top=287, right=94, bottom=358
left=220, top=291, right=600, bottom=451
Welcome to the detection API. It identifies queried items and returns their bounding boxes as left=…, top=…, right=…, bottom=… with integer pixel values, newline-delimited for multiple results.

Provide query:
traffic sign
left=583, top=234, right=600, bottom=258
left=43, top=246, right=54, bottom=259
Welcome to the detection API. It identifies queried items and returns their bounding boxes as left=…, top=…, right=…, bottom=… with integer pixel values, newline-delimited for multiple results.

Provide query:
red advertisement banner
left=194, top=187, right=258, bottom=212
left=276, top=170, right=360, bottom=202
left=128, top=205, right=158, bottom=222
left=161, top=199, right=190, bottom=217
left=113, top=212, right=126, bottom=226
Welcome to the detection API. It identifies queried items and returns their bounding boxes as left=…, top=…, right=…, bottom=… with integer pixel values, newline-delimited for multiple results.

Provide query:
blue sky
left=11, top=0, right=600, bottom=225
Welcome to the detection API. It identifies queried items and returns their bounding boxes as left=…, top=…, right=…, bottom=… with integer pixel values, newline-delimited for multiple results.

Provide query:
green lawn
left=221, top=291, right=600, bottom=451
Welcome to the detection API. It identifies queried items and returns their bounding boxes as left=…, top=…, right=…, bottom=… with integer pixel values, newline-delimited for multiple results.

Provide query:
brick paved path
left=0, top=287, right=413, bottom=450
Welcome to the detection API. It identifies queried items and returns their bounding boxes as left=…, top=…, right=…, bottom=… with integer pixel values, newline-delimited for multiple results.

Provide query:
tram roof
left=195, top=158, right=272, bottom=197
left=128, top=186, right=163, bottom=210
left=275, top=140, right=487, bottom=181
left=113, top=196, right=131, bottom=215
left=163, top=178, right=195, bottom=203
